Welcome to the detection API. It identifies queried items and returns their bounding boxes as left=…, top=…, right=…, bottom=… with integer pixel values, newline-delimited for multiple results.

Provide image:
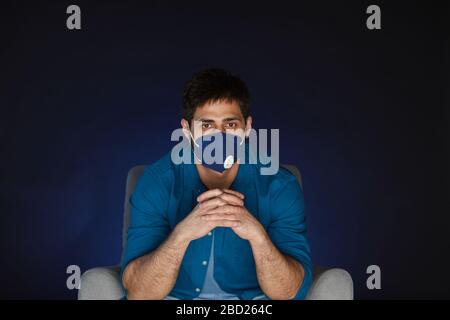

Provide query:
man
left=121, top=68, right=312, bottom=300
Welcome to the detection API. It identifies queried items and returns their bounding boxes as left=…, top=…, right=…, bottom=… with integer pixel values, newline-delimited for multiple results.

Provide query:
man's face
left=182, top=99, right=252, bottom=141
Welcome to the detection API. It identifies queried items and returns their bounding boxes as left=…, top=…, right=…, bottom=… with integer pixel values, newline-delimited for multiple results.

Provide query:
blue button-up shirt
left=121, top=149, right=313, bottom=300
left=195, top=231, right=242, bottom=300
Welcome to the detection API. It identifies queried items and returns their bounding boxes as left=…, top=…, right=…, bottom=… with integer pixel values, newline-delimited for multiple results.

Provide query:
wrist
left=250, top=227, right=269, bottom=247
left=171, top=227, right=191, bottom=247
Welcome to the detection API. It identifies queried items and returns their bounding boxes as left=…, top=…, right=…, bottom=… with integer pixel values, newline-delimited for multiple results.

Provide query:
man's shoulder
left=257, top=165, right=299, bottom=190
left=248, top=165, right=304, bottom=215
left=250, top=165, right=301, bottom=200
left=140, top=152, right=177, bottom=187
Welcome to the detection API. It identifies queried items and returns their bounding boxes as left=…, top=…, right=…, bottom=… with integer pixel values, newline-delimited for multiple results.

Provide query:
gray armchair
left=78, top=165, right=353, bottom=300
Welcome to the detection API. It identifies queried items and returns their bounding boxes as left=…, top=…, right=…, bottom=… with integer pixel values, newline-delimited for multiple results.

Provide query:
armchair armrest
left=78, top=266, right=125, bottom=300
left=306, top=267, right=353, bottom=300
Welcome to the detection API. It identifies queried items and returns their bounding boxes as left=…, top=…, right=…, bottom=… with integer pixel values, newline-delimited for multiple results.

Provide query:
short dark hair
left=182, top=68, right=250, bottom=124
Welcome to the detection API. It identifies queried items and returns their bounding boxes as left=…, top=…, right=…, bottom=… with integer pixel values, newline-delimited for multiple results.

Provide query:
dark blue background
left=1, top=0, right=449, bottom=299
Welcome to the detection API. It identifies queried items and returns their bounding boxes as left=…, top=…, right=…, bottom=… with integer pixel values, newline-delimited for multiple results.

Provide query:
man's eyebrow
left=223, top=117, right=242, bottom=122
left=196, top=118, right=215, bottom=123
left=194, top=117, right=242, bottom=123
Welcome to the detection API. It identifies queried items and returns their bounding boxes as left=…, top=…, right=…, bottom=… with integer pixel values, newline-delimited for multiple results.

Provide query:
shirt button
left=202, top=260, right=208, bottom=266
left=208, top=232, right=212, bottom=236
left=195, top=288, right=201, bottom=292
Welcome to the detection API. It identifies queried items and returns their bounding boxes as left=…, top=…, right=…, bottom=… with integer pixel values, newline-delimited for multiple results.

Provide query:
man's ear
left=181, top=119, right=191, bottom=140
left=245, top=116, right=253, bottom=137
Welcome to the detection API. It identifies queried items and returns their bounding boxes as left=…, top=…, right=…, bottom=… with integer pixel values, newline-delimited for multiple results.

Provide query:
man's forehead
left=193, top=100, right=243, bottom=119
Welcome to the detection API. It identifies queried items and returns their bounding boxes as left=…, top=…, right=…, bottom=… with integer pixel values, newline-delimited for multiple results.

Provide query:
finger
left=201, top=213, right=238, bottom=221
left=199, top=197, right=228, bottom=210
left=222, top=189, right=245, bottom=199
left=218, top=193, right=244, bottom=206
left=202, top=205, right=241, bottom=216
left=209, top=219, right=241, bottom=228
left=197, top=189, right=223, bottom=202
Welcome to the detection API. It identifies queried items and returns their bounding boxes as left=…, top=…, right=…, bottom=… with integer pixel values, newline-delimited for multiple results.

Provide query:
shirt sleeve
left=120, top=166, right=171, bottom=284
left=267, top=174, right=313, bottom=300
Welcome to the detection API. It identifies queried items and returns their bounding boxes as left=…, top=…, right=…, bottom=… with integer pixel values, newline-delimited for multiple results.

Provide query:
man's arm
left=201, top=183, right=311, bottom=300
left=122, top=229, right=190, bottom=300
left=202, top=203, right=305, bottom=300
left=123, top=189, right=244, bottom=299
left=249, top=230, right=305, bottom=300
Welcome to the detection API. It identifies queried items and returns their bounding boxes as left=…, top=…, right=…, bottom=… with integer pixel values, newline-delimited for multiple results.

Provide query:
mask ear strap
left=236, top=129, right=245, bottom=145
left=187, top=124, right=200, bottom=147
left=189, top=127, right=202, bottom=163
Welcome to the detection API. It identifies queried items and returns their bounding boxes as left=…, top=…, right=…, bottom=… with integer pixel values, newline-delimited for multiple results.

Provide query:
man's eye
left=202, top=123, right=212, bottom=129
left=226, top=123, right=237, bottom=128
